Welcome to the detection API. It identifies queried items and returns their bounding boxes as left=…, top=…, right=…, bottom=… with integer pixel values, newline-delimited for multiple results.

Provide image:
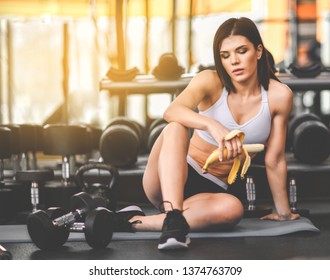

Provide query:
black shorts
left=184, top=164, right=227, bottom=199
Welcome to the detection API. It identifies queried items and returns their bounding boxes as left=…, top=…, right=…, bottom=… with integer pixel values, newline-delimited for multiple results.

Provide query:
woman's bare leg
left=131, top=121, right=243, bottom=249
left=142, top=122, right=190, bottom=211
left=131, top=192, right=244, bottom=232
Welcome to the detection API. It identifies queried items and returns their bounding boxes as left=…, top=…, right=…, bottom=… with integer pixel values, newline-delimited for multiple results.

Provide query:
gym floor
left=1, top=155, right=330, bottom=260
left=1, top=198, right=329, bottom=260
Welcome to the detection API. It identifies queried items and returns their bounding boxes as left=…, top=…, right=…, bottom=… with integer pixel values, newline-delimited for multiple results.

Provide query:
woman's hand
left=260, top=212, right=300, bottom=221
left=221, top=135, right=243, bottom=161
left=208, top=122, right=242, bottom=161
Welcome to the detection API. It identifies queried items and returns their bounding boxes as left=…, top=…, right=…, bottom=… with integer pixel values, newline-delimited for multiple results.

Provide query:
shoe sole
left=158, top=236, right=191, bottom=250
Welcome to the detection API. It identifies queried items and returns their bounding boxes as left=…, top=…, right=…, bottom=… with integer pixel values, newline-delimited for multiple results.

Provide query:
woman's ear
left=257, top=44, right=263, bottom=60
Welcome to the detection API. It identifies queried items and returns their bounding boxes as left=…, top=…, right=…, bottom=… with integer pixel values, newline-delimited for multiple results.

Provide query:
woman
left=114, top=17, right=300, bottom=250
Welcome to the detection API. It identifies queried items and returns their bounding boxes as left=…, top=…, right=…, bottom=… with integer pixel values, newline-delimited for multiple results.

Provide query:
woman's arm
left=164, top=70, right=221, bottom=130
left=261, top=82, right=300, bottom=221
left=163, top=70, right=242, bottom=159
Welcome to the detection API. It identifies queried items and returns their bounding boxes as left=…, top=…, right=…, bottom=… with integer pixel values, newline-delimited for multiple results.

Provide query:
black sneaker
left=158, top=209, right=190, bottom=250
left=113, top=205, right=145, bottom=232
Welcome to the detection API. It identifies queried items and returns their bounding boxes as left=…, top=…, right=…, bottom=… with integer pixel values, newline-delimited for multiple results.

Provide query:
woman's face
left=219, top=35, right=262, bottom=84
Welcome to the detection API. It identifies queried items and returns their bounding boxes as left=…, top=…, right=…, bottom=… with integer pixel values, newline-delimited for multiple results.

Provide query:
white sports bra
left=196, top=86, right=272, bottom=145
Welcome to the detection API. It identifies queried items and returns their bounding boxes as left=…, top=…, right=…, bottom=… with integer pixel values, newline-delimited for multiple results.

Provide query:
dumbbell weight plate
left=27, top=209, right=70, bottom=250
left=0, top=127, right=12, bottom=159
left=84, top=207, right=114, bottom=249
left=106, top=117, right=144, bottom=143
left=293, top=120, right=330, bottom=164
left=99, top=125, right=140, bottom=167
left=287, top=113, right=320, bottom=150
left=43, top=124, right=90, bottom=156
left=15, top=170, right=54, bottom=182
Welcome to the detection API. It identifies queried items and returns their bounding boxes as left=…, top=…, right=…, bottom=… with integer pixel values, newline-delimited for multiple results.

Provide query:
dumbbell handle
left=70, top=222, right=85, bottom=232
left=289, top=178, right=297, bottom=211
left=246, top=177, right=256, bottom=211
left=31, top=182, right=39, bottom=213
left=53, top=209, right=85, bottom=227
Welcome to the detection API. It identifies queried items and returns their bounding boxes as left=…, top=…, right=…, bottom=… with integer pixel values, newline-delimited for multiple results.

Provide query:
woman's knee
left=227, top=196, right=244, bottom=224
left=212, top=194, right=244, bottom=228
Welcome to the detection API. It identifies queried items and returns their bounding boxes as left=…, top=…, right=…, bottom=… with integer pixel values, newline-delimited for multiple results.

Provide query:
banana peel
left=202, top=130, right=264, bottom=184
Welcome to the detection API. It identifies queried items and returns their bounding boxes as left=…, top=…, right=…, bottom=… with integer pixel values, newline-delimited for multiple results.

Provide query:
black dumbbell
left=27, top=192, right=114, bottom=250
left=0, top=127, right=16, bottom=223
left=99, top=117, right=145, bottom=167
left=42, top=124, right=91, bottom=211
left=152, top=53, right=185, bottom=80
left=75, top=162, right=119, bottom=211
left=18, top=124, right=43, bottom=170
left=287, top=113, right=330, bottom=164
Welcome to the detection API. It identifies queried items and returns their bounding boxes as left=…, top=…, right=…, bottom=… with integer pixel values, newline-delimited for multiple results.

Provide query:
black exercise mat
left=0, top=217, right=319, bottom=243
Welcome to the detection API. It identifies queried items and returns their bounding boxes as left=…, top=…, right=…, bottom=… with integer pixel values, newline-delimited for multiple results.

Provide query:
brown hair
left=213, top=17, right=279, bottom=93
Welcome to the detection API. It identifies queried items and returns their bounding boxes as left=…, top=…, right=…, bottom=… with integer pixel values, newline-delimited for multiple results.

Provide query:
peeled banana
left=202, top=130, right=264, bottom=184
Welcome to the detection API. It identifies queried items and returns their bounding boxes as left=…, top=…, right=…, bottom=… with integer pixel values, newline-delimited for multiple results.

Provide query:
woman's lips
left=232, top=68, right=244, bottom=75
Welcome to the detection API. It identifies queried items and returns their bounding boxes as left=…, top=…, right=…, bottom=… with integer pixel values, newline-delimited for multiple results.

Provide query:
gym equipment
left=86, top=125, right=102, bottom=152
left=75, top=162, right=119, bottom=211
left=152, top=53, right=185, bottom=80
left=0, top=244, right=12, bottom=260
left=106, top=66, right=140, bottom=82
left=147, top=118, right=168, bottom=152
left=15, top=170, right=54, bottom=213
left=42, top=124, right=91, bottom=211
left=18, top=124, right=43, bottom=170
left=27, top=192, right=115, bottom=250
left=0, top=125, right=32, bottom=217
left=0, top=127, right=15, bottom=223
left=0, top=124, right=21, bottom=173
left=243, top=176, right=272, bottom=218
left=288, top=113, right=330, bottom=164
left=43, top=124, right=91, bottom=176
left=99, top=117, right=145, bottom=167
left=287, top=113, right=320, bottom=149
left=288, top=62, right=323, bottom=78
left=288, top=177, right=310, bottom=217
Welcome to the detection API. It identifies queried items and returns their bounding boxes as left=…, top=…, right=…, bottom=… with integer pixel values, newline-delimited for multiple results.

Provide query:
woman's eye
left=238, top=49, right=247, bottom=54
left=220, top=54, right=229, bottom=59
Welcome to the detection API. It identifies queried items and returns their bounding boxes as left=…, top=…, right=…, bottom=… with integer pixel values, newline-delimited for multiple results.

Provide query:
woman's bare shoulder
left=268, top=78, right=293, bottom=113
left=268, top=78, right=293, bottom=100
left=189, top=70, right=223, bottom=93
